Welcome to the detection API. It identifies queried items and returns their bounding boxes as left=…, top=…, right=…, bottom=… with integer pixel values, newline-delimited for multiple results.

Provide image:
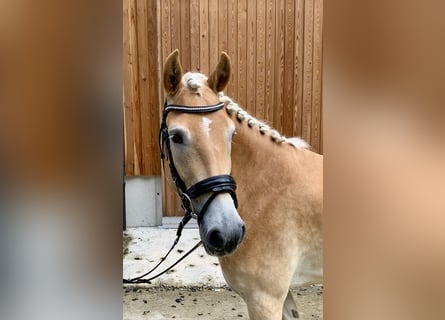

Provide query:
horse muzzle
left=202, top=221, right=245, bottom=257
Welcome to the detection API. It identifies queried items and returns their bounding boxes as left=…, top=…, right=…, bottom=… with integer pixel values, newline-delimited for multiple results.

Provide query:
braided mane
left=218, top=93, right=309, bottom=150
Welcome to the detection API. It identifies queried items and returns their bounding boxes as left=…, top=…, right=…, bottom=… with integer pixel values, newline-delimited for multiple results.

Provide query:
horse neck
left=230, top=117, right=289, bottom=183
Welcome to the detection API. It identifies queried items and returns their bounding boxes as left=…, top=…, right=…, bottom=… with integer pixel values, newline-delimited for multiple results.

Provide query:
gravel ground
left=123, top=284, right=323, bottom=319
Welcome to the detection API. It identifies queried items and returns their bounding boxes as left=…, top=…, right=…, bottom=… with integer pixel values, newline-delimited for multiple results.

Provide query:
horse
left=160, top=49, right=323, bottom=320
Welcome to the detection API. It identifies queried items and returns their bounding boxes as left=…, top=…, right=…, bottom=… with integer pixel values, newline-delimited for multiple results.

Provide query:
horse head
left=162, top=50, right=245, bottom=257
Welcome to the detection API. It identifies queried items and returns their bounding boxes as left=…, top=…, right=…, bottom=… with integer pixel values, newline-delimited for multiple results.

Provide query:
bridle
left=123, top=100, right=239, bottom=284
left=159, top=100, right=238, bottom=225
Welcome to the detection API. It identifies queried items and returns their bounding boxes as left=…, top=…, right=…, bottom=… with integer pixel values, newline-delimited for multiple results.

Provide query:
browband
left=164, top=102, right=225, bottom=115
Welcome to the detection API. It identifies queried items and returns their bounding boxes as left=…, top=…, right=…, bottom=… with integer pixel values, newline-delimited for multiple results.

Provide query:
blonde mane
left=218, top=93, right=310, bottom=150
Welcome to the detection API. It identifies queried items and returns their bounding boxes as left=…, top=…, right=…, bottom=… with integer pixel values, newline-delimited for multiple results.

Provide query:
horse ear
left=208, top=52, right=231, bottom=93
left=163, top=49, right=183, bottom=94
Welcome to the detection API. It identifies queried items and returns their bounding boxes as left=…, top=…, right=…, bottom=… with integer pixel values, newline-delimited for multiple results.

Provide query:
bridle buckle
left=180, top=193, right=197, bottom=219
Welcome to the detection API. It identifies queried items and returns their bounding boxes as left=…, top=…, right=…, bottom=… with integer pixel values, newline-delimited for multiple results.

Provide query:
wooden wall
left=123, top=0, right=161, bottom=176
left=123, top=0, right=323, bottom=216
left=158, top=0, right=323, bottom=152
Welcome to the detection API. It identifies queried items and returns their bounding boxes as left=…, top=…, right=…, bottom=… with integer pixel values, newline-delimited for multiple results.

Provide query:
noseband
left=159, top=101, right=238, bottom=224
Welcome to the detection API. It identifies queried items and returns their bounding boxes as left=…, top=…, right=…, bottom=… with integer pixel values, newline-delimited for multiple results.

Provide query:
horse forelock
left=170, top=72, right=220, bottom=107
left=218, top=93, right=310, bottom=150
left=182, top=72, right=207, bottom=92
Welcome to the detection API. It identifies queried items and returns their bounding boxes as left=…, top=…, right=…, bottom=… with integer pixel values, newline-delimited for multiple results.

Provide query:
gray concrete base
left=124, top=176, right=199, bottom=228
left=125, top=176, right=162, bottom=227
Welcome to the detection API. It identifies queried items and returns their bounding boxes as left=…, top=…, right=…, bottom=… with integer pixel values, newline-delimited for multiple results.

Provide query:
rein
left=123, top=100, right=238, bottom=284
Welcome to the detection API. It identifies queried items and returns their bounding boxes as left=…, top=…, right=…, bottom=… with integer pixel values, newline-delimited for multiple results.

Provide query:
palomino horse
left=161, top=50, right=323, bottom=320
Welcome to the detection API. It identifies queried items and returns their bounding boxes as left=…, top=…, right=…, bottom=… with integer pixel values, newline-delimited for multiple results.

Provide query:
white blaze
left=202, top=117, right=212, bottom=136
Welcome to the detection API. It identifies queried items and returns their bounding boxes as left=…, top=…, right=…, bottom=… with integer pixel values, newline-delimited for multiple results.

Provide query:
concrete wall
left=124, top=176, right=162, bottom=227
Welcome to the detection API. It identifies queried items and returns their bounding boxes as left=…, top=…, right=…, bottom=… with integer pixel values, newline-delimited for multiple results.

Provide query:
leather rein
left=123, top=100, right=238, bottom=284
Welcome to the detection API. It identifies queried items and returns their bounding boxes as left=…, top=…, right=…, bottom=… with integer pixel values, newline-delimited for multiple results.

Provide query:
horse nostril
left=207, top=230, right=226, bottom=250
left=239, top=224, right=246, bottom=244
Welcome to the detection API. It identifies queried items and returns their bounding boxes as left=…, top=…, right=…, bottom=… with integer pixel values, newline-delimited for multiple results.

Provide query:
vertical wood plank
left=311, top=0, right=323, bottom=153
left=226, top=0, right=238, bottom=98
left=159, top=0, right=167, bottom=63
left=246, top=0, right=256, bottom=114
left=264, top=0, right=276, bottom=124
left=157, top=0, right=165, bottom=105
left=189, top=0, right=200, bottom=70
left=199, top=0, right=209, bottom=74
left=163, top=177, right=183, bottom=216
left=147, top=0, right=161, bottom=174
left=179, top=0, right=191, bottom=71
left=293, top=0, right=305, bottom=138
left=160, top=0, right=172, bottom=75
left=170, top=0, right=181, bottom=51
left=160, top=0, right=181, bottom=215
left=255, top=0, right=266, bottom=120
left=302, top=0, right=314, bottom=144
left=237, top=0, right=247, bottom=109
left=282, top=0, right=295, bottom=137
left=208, top=0, right=219, bottom=72
left=273, top=0, right=285, bottom=133
left=136, top=0, right=153, bottom=174
left=123, top=0, right=135, bottom=176
left=129, top=0, right=142, bottom=175
left=218, top=0, right=228, bottom=57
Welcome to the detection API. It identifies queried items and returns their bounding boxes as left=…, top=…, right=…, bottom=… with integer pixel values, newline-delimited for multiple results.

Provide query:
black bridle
left=123, top=100, right=239, bottom=284
left=159, top=100, right=238, bottom=225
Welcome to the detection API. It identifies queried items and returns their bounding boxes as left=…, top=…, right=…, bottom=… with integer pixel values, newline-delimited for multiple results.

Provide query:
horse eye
left=171, top=133, right=183, bottom=144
